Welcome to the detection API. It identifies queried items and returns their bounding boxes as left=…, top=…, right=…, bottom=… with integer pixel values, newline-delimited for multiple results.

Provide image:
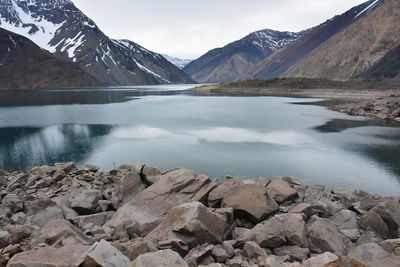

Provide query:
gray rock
left=208, top=178, right=243, bottom=208
left=211, top=245, right=231, bottom=263
left=243, top=241, right=268, bottom=258
left=247, top=213, right=307, bottom=248
left=113, top=237, right=157, bottom=261
left=184, top=244, right=214, bottom=267
left=222, top=184, right=278, bottom=223
left=146, top=202, right=231, bottom=251
left=360, top=210, right=389, bottom=237
left=7, top=245, right=90, bottom=267
left=273, top=246, right=310, bottom=262
left=111, top=171, right=145, bottom=209
left=289, top=203, right=314, bottom=218
left=266, top=180, right=298, bottom=204
left=380, top=238, right=400, bottom=255
left=132, top=249, right=189, bottom=267
left=329, top=210, right=360, bottom=241
left=347, top=243, right=400, bottom=267
left=0, top=231, right=11, bottom=248
left=104, top=169, right=217, bottom=238
left=356, top=231, right=383, bottom=246
left=70, top=189, right=103, bottom=215
left=74, top=212, right=115, bottom=232
left=307, top=215, right=351, bottom=256
left=1, top=194, right=23, bottom=213
left=11, top=212, right=26, bottom=225
left=302, top=252, right=338, bottom=267
left=31, top=219, right=93, bottom=247
left=76, top=239, right=131, bottom=267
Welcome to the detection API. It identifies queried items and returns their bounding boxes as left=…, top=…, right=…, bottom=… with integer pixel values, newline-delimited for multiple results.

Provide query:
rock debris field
left=1, top=162, right=400, bottom=266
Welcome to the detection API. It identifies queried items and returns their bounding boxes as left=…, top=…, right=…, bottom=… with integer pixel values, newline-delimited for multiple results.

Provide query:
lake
left=1, top=84, right=400, bottom=196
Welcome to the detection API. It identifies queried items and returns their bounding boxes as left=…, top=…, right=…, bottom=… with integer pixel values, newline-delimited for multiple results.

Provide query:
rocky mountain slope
left=285, top=0, right=399, bottom=81
left=183, top=29, right=307, bottom=83
left=242, top=0, right=385, bottom=80
left=356, top=44, right=400, bottom=81
left=0, top=0, right=193, bottom=86
left=1, top=162, right=400, bottom=266
left=162, top=54, right=192, bottom=69
left=0, top=28, right=101, bottom=89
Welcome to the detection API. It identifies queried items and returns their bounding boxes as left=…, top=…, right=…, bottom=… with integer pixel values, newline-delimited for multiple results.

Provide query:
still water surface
left=0, top=85, right=400, bottom=195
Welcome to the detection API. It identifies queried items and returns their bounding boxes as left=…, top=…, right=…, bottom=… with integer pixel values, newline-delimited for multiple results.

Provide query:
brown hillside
left=284, top=0, right=400, bottom=80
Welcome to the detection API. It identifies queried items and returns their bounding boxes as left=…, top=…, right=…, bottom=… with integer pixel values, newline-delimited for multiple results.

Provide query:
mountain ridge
left=0, top=0, right=193, bottom=86
left=0, top=27, right=102, bottom=89
left=284, top=0, right=400, bottom=81
left=241, top=0, right=385, bottom=81
left=183, top=28, right=308, bottom=83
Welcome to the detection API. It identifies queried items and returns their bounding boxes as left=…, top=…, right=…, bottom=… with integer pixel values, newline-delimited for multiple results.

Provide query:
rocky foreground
left=1, top=163, right=400, bottom=267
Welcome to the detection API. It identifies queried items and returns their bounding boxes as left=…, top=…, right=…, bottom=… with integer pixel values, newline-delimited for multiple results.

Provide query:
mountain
left=162, top=54, right=192, bottom=69
left=182, top=29, right=307, bottom=83
left=0, top=28, right=101, bottom=89
left=356, top=44, right=400, bottom=81
left=0, top=0, right=193, bottom=86
left=243, top=0, right=385, bottom=80
left=284, top=0, right=399, bottom=81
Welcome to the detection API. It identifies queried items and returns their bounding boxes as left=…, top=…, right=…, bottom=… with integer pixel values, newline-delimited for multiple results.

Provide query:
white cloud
left=71, top=0, right=367, bottom=59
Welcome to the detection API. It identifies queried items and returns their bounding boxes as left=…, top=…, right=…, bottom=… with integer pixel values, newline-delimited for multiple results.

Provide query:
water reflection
left=0, top=124, right=112, bottom=170
left=313, top=119, right=399, bottom=133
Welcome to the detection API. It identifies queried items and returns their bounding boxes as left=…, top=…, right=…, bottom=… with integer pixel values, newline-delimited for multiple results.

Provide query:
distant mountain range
left=161, top=54, right=192, bottom=69
left=185, top=0, right=399, bottom=83
left=0, top=0, right=193, bottom=88
left=183, top=29, right=309, bottom=83
left=0, top=0, right=398, bottom=89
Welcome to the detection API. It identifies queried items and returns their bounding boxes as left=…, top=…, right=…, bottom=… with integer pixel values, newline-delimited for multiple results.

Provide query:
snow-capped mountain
left=0, top=27, right=101, bottom=89
left=243, top=0, right=387, bottom=80
left=183, top=29, right=308, bottom=83
left=161, top=54, right=192, bottom=69
left=0, top=0, right=193, bottom=86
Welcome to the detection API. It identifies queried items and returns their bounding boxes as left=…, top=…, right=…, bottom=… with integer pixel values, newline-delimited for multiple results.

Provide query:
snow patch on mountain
left=354, top=0, right=381, bottom=18
left=162, top=54, right=192, bottom=69
left=0, top=0, right=65, bottom=52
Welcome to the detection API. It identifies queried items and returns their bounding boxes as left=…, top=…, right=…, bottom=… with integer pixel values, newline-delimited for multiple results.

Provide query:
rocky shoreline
left=1, top=163, right=400, bottom=267
left=334, top=96, right=400, bottom=122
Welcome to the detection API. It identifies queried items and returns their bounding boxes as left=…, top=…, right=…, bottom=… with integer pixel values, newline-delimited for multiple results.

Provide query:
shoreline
left=1, top=162, right=400, bottom=266
left=188, top=80, right=400, bottom=122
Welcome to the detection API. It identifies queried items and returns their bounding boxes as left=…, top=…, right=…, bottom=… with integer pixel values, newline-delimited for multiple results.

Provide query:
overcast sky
left=71, top=0, right=367, bottom=59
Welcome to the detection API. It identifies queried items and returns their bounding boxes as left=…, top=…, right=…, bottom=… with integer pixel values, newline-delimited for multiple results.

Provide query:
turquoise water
left=0, top=85, right=399, bottom=195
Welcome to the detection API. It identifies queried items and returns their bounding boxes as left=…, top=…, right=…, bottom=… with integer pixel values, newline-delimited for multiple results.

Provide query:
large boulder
left=111, top=171, right=145, bottom=208
left=75, top=239, right=131, bottom=267
left=25, top=195, right=65, bottom=229
left=266, top=180, right=298, bottom=203
left=103, top=169, right=217, bottom=238
left=31, top=219, right=93, bottom=247
left=360, top=210, right=390, bottom=238
left=245, top=213, right=308, bottom=248
left=221, top=184, right=278, bottom=223
left=7, top=245, right=90, bottom=267
left=132, top=249, right=189, bottom=267
left=329, top=210, right=360, bottom=241
left=208, top=178, right=243, bottom=208
left=145, top=202, right=232, bottom=252
left=70, top=190, right=103, bottom=215
left=347, top=243, right=400, bottom=267
left=307, top=215, right=351, bottom=256
left=112, top=237, right=157, bottom=261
